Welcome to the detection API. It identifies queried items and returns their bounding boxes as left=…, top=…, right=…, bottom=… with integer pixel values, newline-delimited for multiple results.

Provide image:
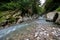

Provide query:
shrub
left=0, top=2, right=21, bottom=11
left=56, top=7, right=60, bottom=12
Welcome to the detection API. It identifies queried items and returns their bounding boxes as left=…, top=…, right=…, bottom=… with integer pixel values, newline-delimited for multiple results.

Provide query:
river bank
left=0, top=10, right=39, bottom=29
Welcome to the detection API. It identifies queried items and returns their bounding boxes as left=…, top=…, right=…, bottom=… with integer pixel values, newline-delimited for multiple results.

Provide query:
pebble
left=41, top=28, right=45, bottom=30
left=53, top=27, right=56, bottom=29
left=58, top=29, right=60, bottom=31
left=34, top=32, right=38, bottom=37
left=25, top=39, right=29, bottom=40
left=40, top=32, right=44, bottom=35
left=37, top=37, right=40, bottom=40
left=44, top=32, right=47, bottom=35
left=47, top=34, right=49, bottom=36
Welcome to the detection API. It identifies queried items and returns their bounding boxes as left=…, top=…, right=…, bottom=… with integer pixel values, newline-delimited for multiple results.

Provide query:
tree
left=44, top=0, right=60, bottom=13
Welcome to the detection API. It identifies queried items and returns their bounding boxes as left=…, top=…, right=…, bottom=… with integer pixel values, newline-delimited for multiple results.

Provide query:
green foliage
left=56, top=7, right=60, bottom=12
left=8, top=17, right=16, bottom=23
left=0, top=0, right=40, bottom=15
left=0, top=16, right=6, bottom=22
left=0, top=11, right=8, bottom=22
left=44, top=0, right=60, bottom=13
left=41, top=7, right=45, bottom=13
left=0, top=0, right=40, bottom=14
left=36, top=6, right=42, bottom=14
left=0, top=2, right=21, bottom=11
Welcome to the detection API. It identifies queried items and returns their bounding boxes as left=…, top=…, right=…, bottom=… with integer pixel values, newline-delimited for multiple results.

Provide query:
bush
left=56, top=7, right=60, bottom=12
left=0, top=2, right=21, bottom=11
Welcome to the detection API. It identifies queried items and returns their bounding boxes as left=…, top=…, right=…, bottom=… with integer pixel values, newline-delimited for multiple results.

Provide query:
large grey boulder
left=46, top=11, right=60, bottom=24
left=46, top=12, right=57, bottom=21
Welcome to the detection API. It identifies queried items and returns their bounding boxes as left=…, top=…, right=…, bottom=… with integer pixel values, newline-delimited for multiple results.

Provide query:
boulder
left=46, top=12, right=57, bottom=21
left=46, top=11, right=60, bottom=24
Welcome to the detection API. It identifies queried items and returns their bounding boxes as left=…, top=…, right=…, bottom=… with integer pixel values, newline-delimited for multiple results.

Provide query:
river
left=0, top=16, right=60, bottom=40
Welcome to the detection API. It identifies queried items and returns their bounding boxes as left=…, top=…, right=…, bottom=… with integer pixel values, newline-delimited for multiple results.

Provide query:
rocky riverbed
left=0, top=17, right=60, bottom=40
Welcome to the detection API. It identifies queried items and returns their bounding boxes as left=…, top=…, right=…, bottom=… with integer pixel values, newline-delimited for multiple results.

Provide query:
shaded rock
left=16, top=17, right=23, bottom=24
left=53, top=13, right=58, bottom=22
left=55, top=12, right=60, bottom=24
left=13, top=11, right=21, bottom=18
left=1, top=20, right=8, bottom=27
